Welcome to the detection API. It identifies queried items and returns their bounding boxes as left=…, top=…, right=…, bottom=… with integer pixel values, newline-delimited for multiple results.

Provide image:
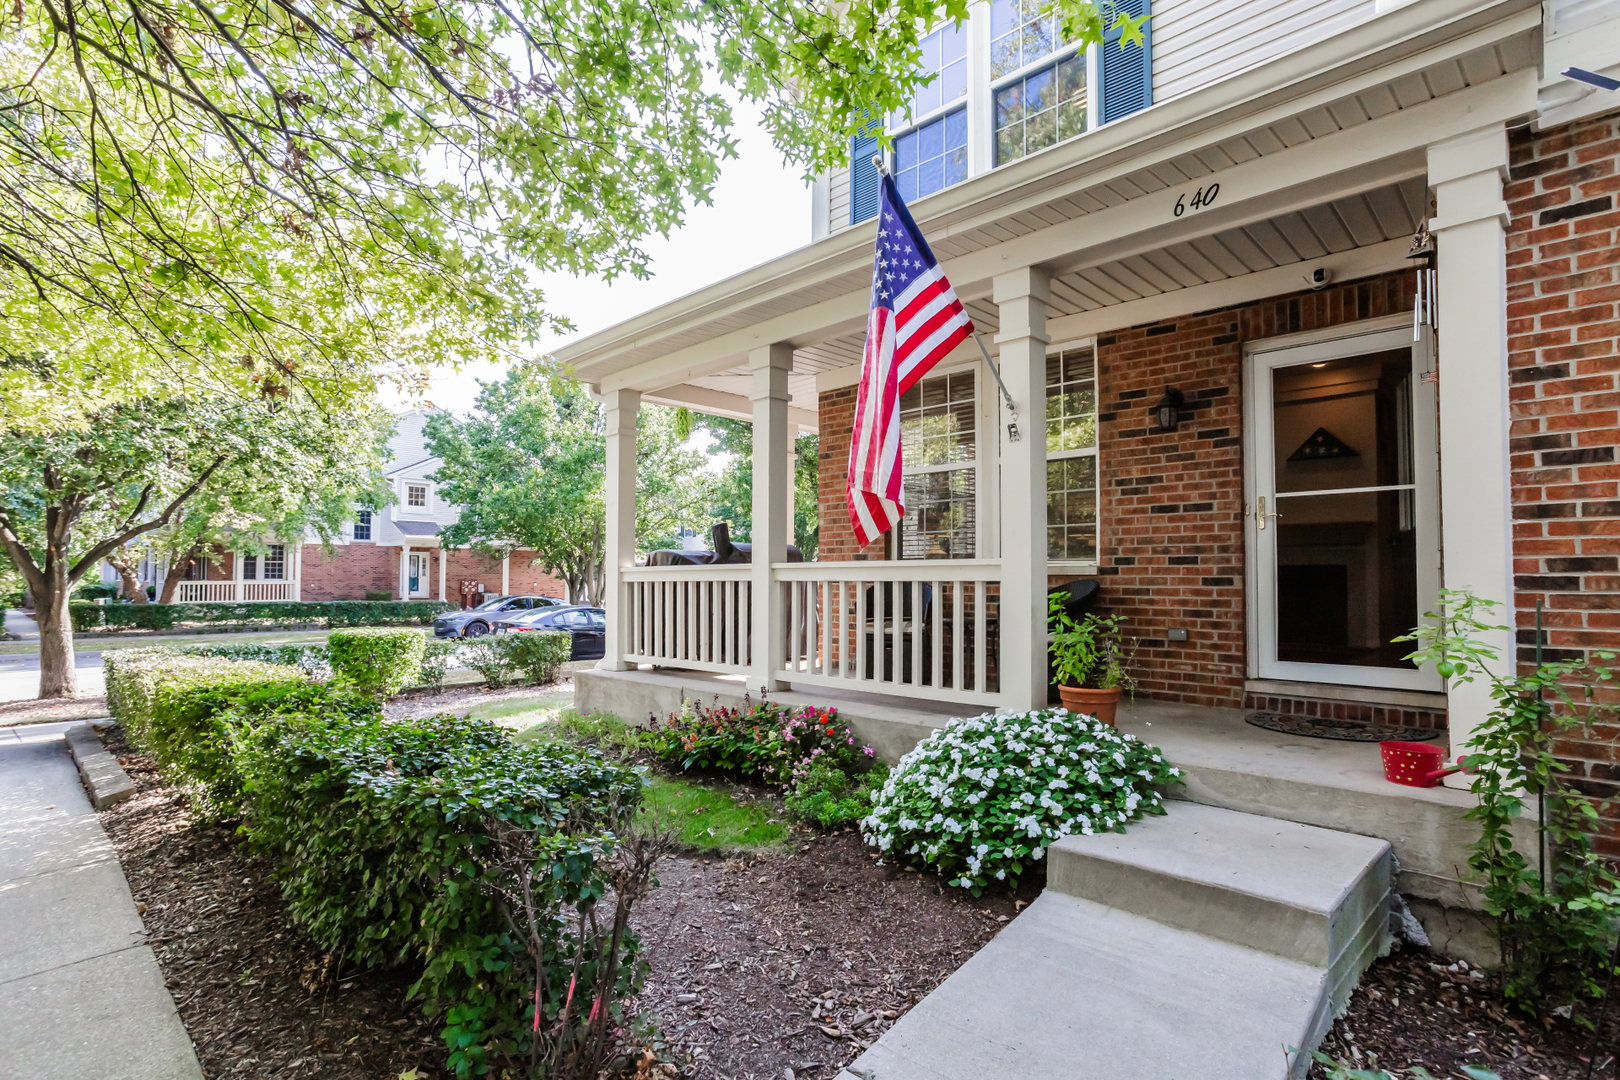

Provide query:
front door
left=408, top=553, right=426, bottom=597
left=1246, top=323, right=1440, bottom=692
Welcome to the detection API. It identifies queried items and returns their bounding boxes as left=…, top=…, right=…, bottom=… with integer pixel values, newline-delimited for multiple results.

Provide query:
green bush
left=327, top=627, right=427, bottom=697
left=648, top=695, right=783, bottom=777
left=179, top=641, right=331, bottom=677
left=72, top=584, right=117, bottom=601
left=504, top=629, right=573, bottom=686
left=68, top=599, right=452, bottom=632
left=234, top=711, right=645, bottom=1076
left=364, top=589, right=393, bottom=601
left=862, top=708, right=1182, bottom=895
left=419, top=638, right=459, bottom=690
left=462, top=634, right=516, bottom=687
left=786, top=761, right=890, bottom=831
left=103, top=648, right=317, bottom=818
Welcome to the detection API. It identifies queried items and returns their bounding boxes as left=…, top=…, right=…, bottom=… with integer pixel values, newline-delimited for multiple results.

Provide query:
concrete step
left=839, top=891, right=1333, bottom=1080
left=841, top=802, right=1393, bottom=1080
left=1049, top=802, right=1392, bottom=970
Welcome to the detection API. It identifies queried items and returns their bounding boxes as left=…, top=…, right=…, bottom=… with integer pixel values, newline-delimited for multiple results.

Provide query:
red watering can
left=1379, top=741, right=1466, bottom=788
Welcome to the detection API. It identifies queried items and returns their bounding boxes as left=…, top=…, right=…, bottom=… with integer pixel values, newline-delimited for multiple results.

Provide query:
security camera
left=1308, top=267, right=1332, bottom=291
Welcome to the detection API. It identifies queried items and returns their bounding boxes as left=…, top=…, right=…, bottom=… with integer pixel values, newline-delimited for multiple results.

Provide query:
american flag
left=846, top=174, right=975, bottom=548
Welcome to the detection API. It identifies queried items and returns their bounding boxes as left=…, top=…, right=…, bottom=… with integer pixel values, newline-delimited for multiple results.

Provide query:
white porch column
left=752, top=343, right=794, bottom=691
left=1429, top=124, right=1514, bottom=783
left=994, top=266, right=1052, bottom=711
left=601, top=388, right=641, bottom=670
left=401, top=546, right=411, bottom=600
left=501, top=553, right=510, bottom=596
left=438, top=546, right=446, bottom=602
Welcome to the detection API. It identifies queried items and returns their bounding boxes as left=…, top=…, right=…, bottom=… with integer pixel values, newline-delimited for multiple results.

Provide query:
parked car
left=433, top=595, right=565, bottom=638
left=492, top=605, right=606, bottom=660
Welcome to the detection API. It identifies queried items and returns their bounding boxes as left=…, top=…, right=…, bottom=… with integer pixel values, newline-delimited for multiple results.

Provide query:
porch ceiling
left=560, top=0, right=1537, bottom=398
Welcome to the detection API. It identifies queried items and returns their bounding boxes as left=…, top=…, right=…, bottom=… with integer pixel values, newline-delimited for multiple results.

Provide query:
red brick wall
left=300, top=544, right=400, bottom=600
left=817, top=385, right=864, bottom=562
left=1505, top=109, right=1620, bottom=843
left=506, top=554, right=570, bottom=601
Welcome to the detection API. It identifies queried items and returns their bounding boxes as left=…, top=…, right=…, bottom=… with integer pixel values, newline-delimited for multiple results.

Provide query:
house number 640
left=1173, top=183, right=1220, bottom=217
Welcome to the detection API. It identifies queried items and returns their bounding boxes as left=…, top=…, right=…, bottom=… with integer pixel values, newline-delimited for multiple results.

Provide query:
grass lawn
left=464, top=691, right=576, bottom=730
left=637, top=775, right=788, bottom=852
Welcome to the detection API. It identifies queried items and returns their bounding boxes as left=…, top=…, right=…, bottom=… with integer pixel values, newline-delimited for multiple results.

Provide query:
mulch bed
left=0, top=694, right=109, bottom=725
left=93, top=723, right=1024, bottom=1079
left=1308, top=944, right=1619, bottom=1079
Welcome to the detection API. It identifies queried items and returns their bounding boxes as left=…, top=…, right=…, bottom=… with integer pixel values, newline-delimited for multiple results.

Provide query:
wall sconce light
left=1154, top=387, right=1185, bottom=433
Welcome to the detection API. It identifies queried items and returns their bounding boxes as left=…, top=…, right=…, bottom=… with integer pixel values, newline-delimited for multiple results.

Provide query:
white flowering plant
left=860, top=708, right=1182, bottom=895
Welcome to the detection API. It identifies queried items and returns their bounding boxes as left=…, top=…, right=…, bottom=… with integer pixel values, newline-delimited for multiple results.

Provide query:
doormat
left=1245, top=711, right=1442, bottom=743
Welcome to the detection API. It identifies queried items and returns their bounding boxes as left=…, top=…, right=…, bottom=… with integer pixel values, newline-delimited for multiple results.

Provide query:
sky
left=384, top=102, right=813, bottom=418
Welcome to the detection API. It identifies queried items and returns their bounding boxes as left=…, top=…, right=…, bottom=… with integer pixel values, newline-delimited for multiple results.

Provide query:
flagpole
left=869, top=155, right=1021, bottom=441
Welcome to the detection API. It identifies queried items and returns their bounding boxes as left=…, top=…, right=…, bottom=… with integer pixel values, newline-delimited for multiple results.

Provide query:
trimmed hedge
left=328, top=627, right=428, bottom=697
left=179, top=641, right=331, bottom=677
left=70, top=599, right=453, bottom=633
left=234, top=710, right=644, bottom=1076
left=504, top=630, right=573, bottom=686
left=103, top=648, right=317, bottom=818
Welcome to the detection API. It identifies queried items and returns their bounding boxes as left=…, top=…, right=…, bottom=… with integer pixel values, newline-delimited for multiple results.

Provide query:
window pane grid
left=262, top=545, right=286, bottom=580
left=1045, top=347, right=1099, bottom=561
left=900, top=370, right=976, bottom=560
left=354, top=509, right=372, bottom=541
left=407, top=485, right=427, bottom=508
left=995, top=52, right=1087, bottom=165
left=896, top=108, right=967, bottom=203
left=891, top=23, right=967, bottom=129
left=991, top=0, right=1070, bottom=79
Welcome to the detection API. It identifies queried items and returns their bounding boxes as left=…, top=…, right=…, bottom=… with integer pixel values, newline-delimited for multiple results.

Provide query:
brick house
left=550, top=0, right=1620, bottom=972
left=114, top=410, right=568, bottom=604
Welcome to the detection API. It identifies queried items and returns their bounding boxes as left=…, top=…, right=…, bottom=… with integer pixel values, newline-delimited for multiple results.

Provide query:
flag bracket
left=871, top=156, right=1020, bottom=440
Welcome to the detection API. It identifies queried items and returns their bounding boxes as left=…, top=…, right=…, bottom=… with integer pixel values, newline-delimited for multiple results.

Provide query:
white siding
left=829, top=166, right=852, bottom=233
left=1152, top=0, right=1375, bottom=105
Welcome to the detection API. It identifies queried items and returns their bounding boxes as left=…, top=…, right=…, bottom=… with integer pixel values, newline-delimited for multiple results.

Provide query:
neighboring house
left=559, top=0, right=1620, bottom=962
left=106, top=410, right=567, bottom=604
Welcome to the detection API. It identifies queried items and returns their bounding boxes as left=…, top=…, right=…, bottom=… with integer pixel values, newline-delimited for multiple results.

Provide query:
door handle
left=1256, top=496, right=1279, bottom=529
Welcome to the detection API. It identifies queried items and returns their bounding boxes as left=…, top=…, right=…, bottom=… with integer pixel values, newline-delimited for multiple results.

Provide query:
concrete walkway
left=0, top=723, right=202, bottom=1080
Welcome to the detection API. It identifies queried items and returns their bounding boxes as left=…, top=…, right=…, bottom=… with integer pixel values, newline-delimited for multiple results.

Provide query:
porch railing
left=172, top=581, right=296, bottom=603
left=617, top=560, right=1003, bottom=708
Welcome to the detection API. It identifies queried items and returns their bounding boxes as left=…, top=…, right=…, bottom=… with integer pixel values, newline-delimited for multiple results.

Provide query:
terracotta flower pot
left=1057, top=685, right=1122, bottom=727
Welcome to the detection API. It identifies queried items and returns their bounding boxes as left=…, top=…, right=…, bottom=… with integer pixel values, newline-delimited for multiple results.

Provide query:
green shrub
left=786, top=761, right=890, bottom=830
left=648, top=695, right=783, bottom=777
left=234, top=711, right=645, bottom=1077
left=328, top=627, right=427, bottom=697
left=179, top=641, right=330, bottom=677
left=419, top=638, right=459, bottom=690
left=102, top=647, right=316, bottom=818
left=769, top=704, right=874, bottom=788
left=462, top=634, right=516, bottom=687
left=504, top=629, right=573, bottom=686
left=72, top=584, right=117, bottom=601
left=862, top=708, right=1182, bottom=894
left=68, top=599, right=452, bottom=632
left=364, top=589, right=393, bottom=601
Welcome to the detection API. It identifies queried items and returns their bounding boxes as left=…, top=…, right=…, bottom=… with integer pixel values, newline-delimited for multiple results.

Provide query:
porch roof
left=556, top=0, right=1537, bottom=420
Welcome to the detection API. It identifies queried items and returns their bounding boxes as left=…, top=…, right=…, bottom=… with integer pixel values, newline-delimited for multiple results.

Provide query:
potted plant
left=1048, top=597, right=1137, bottom=726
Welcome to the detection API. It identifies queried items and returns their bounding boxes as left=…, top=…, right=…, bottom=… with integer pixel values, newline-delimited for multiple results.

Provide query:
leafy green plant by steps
left=1047, top=598, right=1137, bottom=692
left=1299, top=1047, right=1499, bottom=1080
left=1397, top=588, right=1620, bottom=1018
left=785, top=762, right=890, bottom=831
left=503, top=630, right=573, bottom=687
left=233, top=710, right=647, bottom=1078
left=69, top=599, right=452, bottom=633
left=326, top=628, right=428, bottom=698
left=862, top=708, right=1181, bottom=895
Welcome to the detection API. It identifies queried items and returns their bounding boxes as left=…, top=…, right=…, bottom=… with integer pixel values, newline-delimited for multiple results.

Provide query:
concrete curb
left=63, top=722, right=135, bottom=810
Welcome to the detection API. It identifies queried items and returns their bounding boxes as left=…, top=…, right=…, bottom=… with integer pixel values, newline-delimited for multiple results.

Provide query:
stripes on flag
left=845, top=175, right=974, bottom=549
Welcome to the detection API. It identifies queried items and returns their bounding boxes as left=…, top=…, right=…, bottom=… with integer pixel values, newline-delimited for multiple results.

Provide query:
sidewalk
left=0, top=723, right=202, bottom=1080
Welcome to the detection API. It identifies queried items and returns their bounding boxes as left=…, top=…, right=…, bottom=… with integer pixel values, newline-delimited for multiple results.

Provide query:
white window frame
left=353, top=509, right=373, bottom=542
left=988, top=38, right=1098, bottom=168
left=262, top=544, right=286, bottom=581
left=405, top=482, right=430, bottom=511
left=896, top=360, right=983, bottom=561
left=1045, top=336, right=1101, bottom=573
left=886, top=20, right=971, bottom=203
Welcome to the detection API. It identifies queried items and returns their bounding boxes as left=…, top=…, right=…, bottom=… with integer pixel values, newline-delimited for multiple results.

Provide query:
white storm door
left=1245, top=322, right=1441, bottom=692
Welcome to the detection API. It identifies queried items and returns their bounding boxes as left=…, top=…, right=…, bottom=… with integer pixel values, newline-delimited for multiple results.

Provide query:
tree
left=682, top=413, right=819, bottom=556
left=0, top=393, right=393, bottom=697
left=2, top=0, right=1138, bottom=428
left=426, top=365, right=712, bottom=604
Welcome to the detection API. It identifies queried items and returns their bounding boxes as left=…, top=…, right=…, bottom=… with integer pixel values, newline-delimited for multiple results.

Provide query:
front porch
left=578, top=664, right=1518, bottom=963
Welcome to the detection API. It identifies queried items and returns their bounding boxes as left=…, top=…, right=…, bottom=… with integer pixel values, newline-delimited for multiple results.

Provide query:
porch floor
left=575, top=666, right=1512, bottom=960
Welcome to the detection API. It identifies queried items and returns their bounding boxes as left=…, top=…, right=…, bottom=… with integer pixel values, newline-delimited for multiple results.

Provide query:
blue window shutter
left=850, top=114, right=882, bottom=225
left=1099, top=0, right=1152, bottom=125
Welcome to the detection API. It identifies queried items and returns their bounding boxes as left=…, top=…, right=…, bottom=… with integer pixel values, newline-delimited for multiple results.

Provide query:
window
left=890, top=23, right=967, bottom=130
left=991, top=0, right=1068, bottom=79
left=242, top=554, right=257, bottom=580
left=353, top=509, right=372, bottom=541
left=896, top=110, right=968, bottom=202
left=898, top=369, right=977, bottom=559
left=262, top=544, right=286, bottom=581
left=995, top=53, right=1087, bottom=164
left=1046, top=347, right=1098, bottom=561
left=407, top=484, right=427, bottom=508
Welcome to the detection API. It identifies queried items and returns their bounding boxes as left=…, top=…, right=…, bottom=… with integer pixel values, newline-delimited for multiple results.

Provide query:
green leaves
left=328, top=628, right=430, bottom=698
